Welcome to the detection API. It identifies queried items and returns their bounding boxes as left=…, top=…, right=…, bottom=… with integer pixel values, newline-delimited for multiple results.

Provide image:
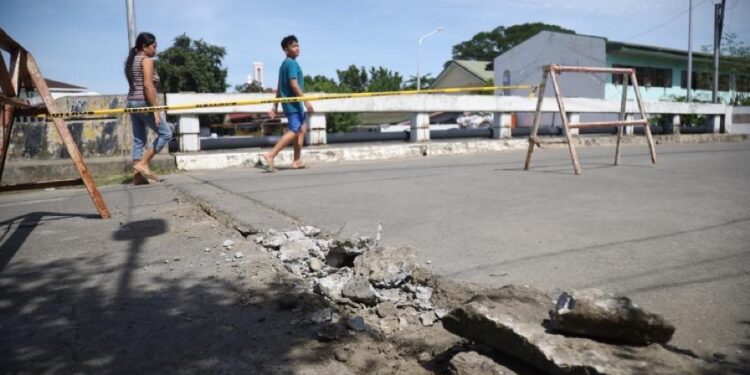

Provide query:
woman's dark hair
left=281, top=35, right=298, bottom=50
left=125, top=32, right=157, bottom=87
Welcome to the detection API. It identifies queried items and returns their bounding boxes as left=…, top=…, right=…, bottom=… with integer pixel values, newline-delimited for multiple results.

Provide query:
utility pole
left=126, top=0, right=137, bottom=49
left=687, top=0, right=693, bottom=102
left=712, top=0, right=725, bottom=104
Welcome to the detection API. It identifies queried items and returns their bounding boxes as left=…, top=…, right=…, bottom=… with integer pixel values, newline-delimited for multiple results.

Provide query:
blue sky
left=1, top=0, right=748, bottom=94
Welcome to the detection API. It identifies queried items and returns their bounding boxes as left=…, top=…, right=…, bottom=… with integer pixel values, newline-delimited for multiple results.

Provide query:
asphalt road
left=172, top=141, right=750, bottom=360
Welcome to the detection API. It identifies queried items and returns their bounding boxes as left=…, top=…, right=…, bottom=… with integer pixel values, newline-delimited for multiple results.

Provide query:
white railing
left=166, top=93, right=733, bottom=152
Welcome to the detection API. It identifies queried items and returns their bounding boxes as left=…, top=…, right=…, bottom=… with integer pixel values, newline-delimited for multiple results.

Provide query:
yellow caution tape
left=41, top=84, right=537, bottom=119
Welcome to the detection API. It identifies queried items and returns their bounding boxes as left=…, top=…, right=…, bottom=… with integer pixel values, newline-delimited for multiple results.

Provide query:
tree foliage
left=157, top=34, right=229, bottom=93
left=452, top=23, right=575, bottom=62
left=403, top=74, right=436, bottom=90
left=234, top=81, right=266, bottom=93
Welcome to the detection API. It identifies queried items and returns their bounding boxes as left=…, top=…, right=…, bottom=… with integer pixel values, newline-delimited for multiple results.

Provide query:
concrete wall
left=6, top=94, right=165, bottom=161
left=493, top=31, right=607, bottom=99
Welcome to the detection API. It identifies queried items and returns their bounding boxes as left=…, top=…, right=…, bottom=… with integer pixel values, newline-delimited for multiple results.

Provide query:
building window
left=612, top=65, right=672, bottom=88
left=680, top=71, right=730, bottom=91
left=736, top=75, right=750, bottom=93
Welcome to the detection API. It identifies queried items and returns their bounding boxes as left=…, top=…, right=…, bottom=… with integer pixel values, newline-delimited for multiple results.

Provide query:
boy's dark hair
left=281, top=35, right=298, bottom=50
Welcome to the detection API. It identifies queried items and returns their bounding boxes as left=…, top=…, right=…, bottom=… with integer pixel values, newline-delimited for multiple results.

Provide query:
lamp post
left=712, top=0, right=725, bottom=104
left=417, top=26, right=443, bottom=91
left=687, top=0, right=693, bottom=102
left=125, top=0, right=137, bottom=48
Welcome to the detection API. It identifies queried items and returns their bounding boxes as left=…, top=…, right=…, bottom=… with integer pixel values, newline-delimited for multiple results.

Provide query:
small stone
left=220, top=252, right=226, bottom=257
left=342, top=277, right=378, bottom=306
left=419, top=311, right=437, bottom=326
left=284, top=230, right=306, bottom=241
left=234, top=252, right=244, bottom=259
left=435, top=308, right=449, bottom=319
left=173, top=257, right=181, bottom=262
left=398, top=316, right=408, bottom=330
left=376, top=301, right=398, bottom=318
left=300, top=225, right=321, bottom=236
left=334, top=348, right=350, bottom=362
left=164, top=260, right=170, bottom=264
left=309, top=258, right=323, bottom=272
left=426, top=260, right=432, bottom=265
left=254, top=236, right=263, bottom=244
left=222, top=239, right=234, bottom=248
left=346, top=316, right=366, bottom=331
left=204, top=247, right=210, bottom=252
left=418, top=351, right=432, bottom=363
left=331, top=312, right=342, bottom=324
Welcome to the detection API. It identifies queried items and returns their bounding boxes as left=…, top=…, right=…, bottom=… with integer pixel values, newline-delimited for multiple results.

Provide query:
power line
left=626, top=0, right=707, bottom=42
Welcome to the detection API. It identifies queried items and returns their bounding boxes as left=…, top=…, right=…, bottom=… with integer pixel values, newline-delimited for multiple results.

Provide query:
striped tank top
left=127, top=54, right=160, bottom=101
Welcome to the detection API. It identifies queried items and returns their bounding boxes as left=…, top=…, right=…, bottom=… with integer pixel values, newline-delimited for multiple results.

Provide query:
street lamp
left=417, top=26, right=443, bottom=91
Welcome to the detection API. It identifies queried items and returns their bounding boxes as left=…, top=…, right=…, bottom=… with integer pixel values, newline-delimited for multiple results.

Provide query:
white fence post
left=411, top=112, right=430, bottom=142
left=625, top=114, right=635, bottom=135
left=492, top=113, right=512, bottom=139
left=307, top=113, right=327, bottom=145
left=670, top=115, right=680, bottom=135
left=567, top=112, right=580, bottom=136
left=178, top=115, right=200, bottom=152
left=710, top=115, right=721, bottom=134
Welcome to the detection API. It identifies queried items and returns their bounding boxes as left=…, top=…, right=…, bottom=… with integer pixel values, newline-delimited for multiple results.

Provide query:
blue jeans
left=128, top=100, right=172, bottom=160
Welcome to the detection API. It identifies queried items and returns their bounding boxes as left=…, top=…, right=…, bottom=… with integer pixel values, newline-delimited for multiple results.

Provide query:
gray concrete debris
left=341, top=277, right=378, bottom=306
left=414, top=285, right=434, bottom=310
left=262, top=234, right=286, bottom=249
left=284, top=230, right=306, bottom=241
left=309, top=258, right=324, bottom=273
left=398, top=316, right=408, bottom=330
left=331, top=312, right=341, bottom=324
left=419, top=311, right=437, bottom=326
left=279, top=238, right=318, bottom=261
left=376, top=301, right=398, bottom=319
left=375, top=288, right=403, bottom=304
left=353, top=246, right=417, bottom=288
left=442, top=285, right=716, bottom=375
left=234, top=252, right=243, bottom=259
left=325, top=238, right=371, bottom=268
left=311, top=308, right=334, bottom=324
left=334, top=347, right=351, bottom=362
left=549, top=289, right=676, bottom=345
left=222, top=239, right=234, bottom=248
left=314, top=269, right=353, bottom=301
left=418, top=351, right=432, bottom=363
left=300, top=225, right=321, bottom=237
left=435, top=308, right=450, bottom=319
left=346, top=316, right=366, bottom=332
left=449, top=351, right=516, bottom=375
left=284, top=262, right=308, bottom=277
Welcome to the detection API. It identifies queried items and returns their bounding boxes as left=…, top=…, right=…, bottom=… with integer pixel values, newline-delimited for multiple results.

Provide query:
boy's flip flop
left=133, top=165, right=161, bottom=181
left=257, top=156, right=276, bottom=172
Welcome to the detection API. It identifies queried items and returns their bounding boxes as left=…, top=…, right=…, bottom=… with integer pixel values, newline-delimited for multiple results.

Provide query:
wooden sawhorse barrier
left=524, top=65, right=656, bottom=175
left=0, top=27, right=110, bottom=218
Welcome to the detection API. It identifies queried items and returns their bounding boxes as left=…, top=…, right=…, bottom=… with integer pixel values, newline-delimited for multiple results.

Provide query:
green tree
left=303, top=74, right=359, bottom=133
left=452, top=23, right=575, bottom=62
left=234, top=81, right=265, bottom=93
left=403, top=74, right=436, bottom=90
left=157, top=34, right=229, bottom=93
left=367, top=67, right=402, bottom=92
left=336, top=65, right=368, bottom=92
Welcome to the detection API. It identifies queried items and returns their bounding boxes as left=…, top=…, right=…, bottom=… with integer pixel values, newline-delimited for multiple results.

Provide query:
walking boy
left=263, top=35, right=313, bottom=171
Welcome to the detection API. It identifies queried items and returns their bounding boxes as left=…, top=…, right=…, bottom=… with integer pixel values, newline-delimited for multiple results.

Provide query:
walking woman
left=125, top=32, right=172, bottom=181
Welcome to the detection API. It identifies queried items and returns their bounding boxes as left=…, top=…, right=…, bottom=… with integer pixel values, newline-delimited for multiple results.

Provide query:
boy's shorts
left=286, top=112, right=306, bottom=134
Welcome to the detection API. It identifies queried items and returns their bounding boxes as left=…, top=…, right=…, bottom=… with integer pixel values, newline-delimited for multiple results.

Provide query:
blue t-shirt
left=279, top=57, right=305, bottom=114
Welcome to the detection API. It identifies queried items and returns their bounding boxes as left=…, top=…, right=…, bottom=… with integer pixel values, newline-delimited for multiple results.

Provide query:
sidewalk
left=0, top=184, right=450, bottom=374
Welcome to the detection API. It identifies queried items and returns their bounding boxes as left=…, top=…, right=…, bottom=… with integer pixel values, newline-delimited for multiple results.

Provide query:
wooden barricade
left=524, top=65, right=656, bottom=175
left=0, top=27, right=110, bottom=218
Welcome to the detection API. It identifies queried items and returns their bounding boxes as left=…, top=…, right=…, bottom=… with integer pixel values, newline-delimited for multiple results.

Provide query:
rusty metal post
left=0, top=50, right=20, bottom=182
left=549, top=65, right=582, bottom=175
left=25, top=53, right=111, bottom=219
left=615, top=72, right=629, bottom=166
left=524, top=68, right=549, bottom=170
left=630, top=71, right=656, bottom=164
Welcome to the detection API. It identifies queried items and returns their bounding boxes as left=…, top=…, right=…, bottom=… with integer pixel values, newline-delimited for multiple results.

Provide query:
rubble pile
left=254, top=226, right=442, bottom=332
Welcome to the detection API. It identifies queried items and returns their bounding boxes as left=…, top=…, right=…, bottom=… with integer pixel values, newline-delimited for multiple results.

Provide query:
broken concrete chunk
left=234, top=251, right=244, bottom=259
left=222, top=239, right=234, bottom=248
left=284, top=230, right=306, bottom=241
left=376, top=301, right=398, bottom=319
left=346, top=315, right=366, bottom=331
left=311, top=308, right=334, bottom=324
left=549, top=289, right=676, bottom=345
left=341, top=277, right=378, bottom=306
left=449, top=351, right=515, bottom=375
left=353, top=246, right=417, bottom=288
left=325, top=239, right=369, bottom=268
left=284, top=262, right=308, bottom=277
left=309, top=258, right=324, bottom=273
left=262, top=234, right=287, bottom=249
left=279, top=238, right=317, bottom=261
left=419, top=311, right=437, bottom=326
left=300, top=225, right=321, bottom=236
left=314, top=269, right=353, bottom=301
left=442, top=285, right=715, bottom=375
